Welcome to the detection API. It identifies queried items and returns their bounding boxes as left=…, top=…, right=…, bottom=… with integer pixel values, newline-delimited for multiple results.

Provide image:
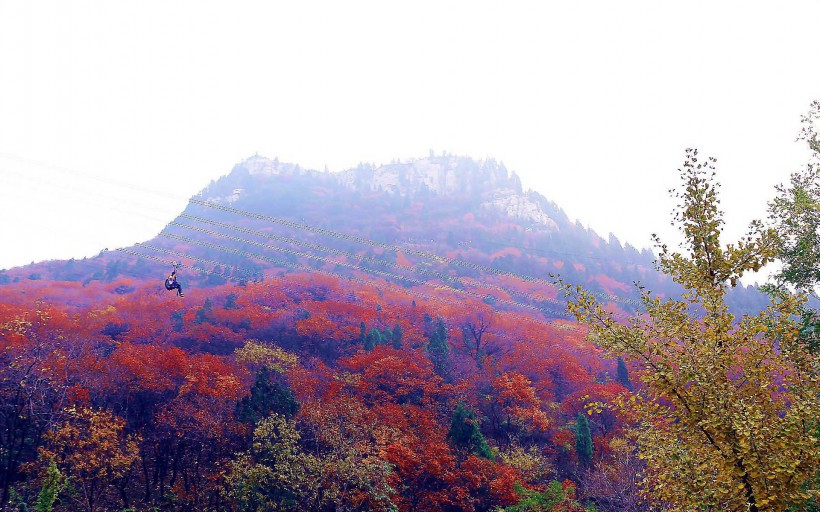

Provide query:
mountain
left=1, top=153, right=769, bottom=316
left=186, top=154, right=771, bottom=312
left=210, top=154, right=556, bottom=229
left=163, top=154, right=653, bottom=318
left=0, top=153, right=778, bottom=511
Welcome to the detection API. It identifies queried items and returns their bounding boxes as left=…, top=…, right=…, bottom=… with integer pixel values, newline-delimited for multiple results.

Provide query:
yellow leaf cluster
left=234, top=339, right=299, bottom=373
left=36, top=406, right=141, bottom=511
left=562, top=152, right=820, bottom=512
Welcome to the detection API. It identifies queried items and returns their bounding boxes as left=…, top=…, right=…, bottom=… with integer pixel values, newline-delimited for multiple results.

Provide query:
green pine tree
left=426, top=317, right=450, bottom=378
left=224, top=293, right=239, bottom=310
left=236, top=368, right=299, bottom=424
left=447, top=403, right=494, bottom=460
left=575, top=412, right=593, bottom=467
left=391, top=324, right=403, bottom=349
left=364, top=327, right=380, bottom=352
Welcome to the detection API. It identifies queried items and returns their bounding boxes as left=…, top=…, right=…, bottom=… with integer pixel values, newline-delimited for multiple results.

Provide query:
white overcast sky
left=0, top=1, right=818, bottom=273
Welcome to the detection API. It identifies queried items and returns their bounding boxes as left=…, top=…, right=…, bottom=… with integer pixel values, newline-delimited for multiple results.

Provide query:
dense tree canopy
left=565, top=149, right=820, bottom=511
left=0, top=262, right=631, bottom=511
left=769, top=100, right=820, bottom=296
left=6, top=123, right=820, bottom=510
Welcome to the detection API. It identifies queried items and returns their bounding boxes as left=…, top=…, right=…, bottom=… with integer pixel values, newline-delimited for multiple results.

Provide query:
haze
left=1, top=1, right=818, bottom=270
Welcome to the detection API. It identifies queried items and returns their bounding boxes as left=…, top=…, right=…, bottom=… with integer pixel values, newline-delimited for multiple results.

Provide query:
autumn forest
left=2, top=104, right=820, bottom=512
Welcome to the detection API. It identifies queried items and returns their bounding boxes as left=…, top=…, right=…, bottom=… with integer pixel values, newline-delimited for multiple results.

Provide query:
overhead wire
left=4, top=153, right=644, bottom=309
left=82, top=238, right=694, bottom=333
left=0, top=152, right=181, bottom=201
left=6, top=157, right=747, bottom=343
left=188, top=198, right=645, bottom=308
left=157, top=229, right=574, bottom=320
left=0, top=168, right=171, bottom=225
left=0, top=151, right=647, bottom=266
left=7, top=245, right=580, bottom=352
left=1, top=252, right=185, bottom=299
left=0, top=158, right=721, bottom=329
left=2, top=153, right=645, bottom=308
left=118, top=246, right=263, bottom=282
left=171, top=213, right=572, bottom=309
left=0, top=169, right=264, bottom=287
left=452, top=225, right=656, bottom=266
left=1, top=168, right=417, bottom=302
left=3, top=163, right=578, bottom=315
left=176, top=214, right=466, bottom=284
left=0, top=166, right=176, bottom=265
left=128, top=240, right=580, bottom=338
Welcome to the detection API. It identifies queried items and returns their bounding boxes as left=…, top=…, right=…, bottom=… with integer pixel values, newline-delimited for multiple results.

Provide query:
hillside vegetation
left=1, top=145, right=816, bottom=511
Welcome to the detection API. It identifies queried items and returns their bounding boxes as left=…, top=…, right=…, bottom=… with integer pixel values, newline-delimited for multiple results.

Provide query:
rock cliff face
left=239, top=154, right=304, bottom=177
left=336, top=156, right=518, bottom=195
left=481, top=189, right=559, bottom=231
left=199, top=153, right=560, bottom=231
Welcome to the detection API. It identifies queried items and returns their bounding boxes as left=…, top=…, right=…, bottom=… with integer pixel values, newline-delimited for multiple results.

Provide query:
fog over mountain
left=2, top=154, right=771, bottom=317
left=0, top=153, right=796, bottom=511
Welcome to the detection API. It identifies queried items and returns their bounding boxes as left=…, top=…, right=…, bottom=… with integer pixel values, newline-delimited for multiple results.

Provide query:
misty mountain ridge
left=0, top=153, right=685, bottom=511
left=2, top=153, right=771, bottom=317
left=174, top=153, right=771, bottom=317
left=203, top=154, right=572, bottom=234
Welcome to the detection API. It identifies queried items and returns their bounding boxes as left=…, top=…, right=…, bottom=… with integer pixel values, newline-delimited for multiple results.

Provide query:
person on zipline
left=165, top=264, right=185, bottom=297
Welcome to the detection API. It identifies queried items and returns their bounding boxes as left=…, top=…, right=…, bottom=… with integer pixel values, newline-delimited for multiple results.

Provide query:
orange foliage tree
left=35, top=406, right=140, bottom=512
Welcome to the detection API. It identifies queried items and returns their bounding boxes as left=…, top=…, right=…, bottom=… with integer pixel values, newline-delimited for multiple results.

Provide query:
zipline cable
left=170, top=215, right=570, bottom=309
left=116, top=246, right=263, bottom=282
left=176, top=214, right=466, bottom=285
left=188, top=198, right=644, bottom=308
left=0, top=171, right=633, bottom=316
left=3, top=154, right=645, bottom=308
left=0, top=168, right=171, bottom=226
left=0, top=153, right=182, bottom=201
left=0, top=163, right=624, bottom=331
left=1, top=151, right=649, bottom=267
left=3, top=166, right=572, bottom=315
left=127, top=242, right=581, bottom=336
left=157, top=230, right=575, bottom=320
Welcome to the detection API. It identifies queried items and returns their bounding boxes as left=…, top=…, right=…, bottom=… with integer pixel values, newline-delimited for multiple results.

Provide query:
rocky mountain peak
left=337, top=155, right=522, bottom=196
left=334, top=155, right=558, bottom=230
left=199, top=154, right=557, bottom=230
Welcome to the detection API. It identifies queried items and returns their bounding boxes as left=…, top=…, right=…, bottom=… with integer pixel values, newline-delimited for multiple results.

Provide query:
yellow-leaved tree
left=562, top=149, right=820, bottom=511
left=35, top=406, right=140, bottom=512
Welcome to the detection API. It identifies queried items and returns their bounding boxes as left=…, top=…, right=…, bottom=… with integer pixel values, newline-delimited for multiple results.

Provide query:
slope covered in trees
left=0, top=263, right=636, bottom=511
left=0, top=154, right=771, bottom=318
left=0, top=150, right=799, bottom=511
